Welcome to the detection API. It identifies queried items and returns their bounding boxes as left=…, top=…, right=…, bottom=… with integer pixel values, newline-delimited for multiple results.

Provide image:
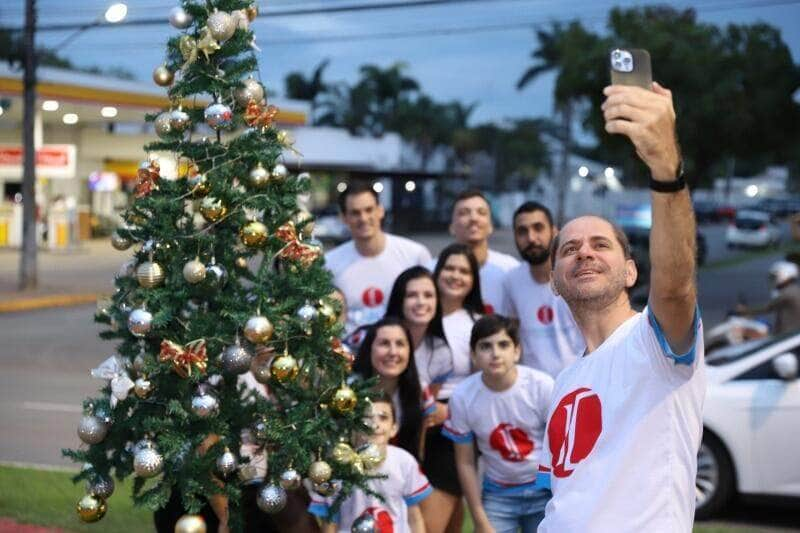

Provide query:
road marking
left=21, top=401, right=82, bottom=413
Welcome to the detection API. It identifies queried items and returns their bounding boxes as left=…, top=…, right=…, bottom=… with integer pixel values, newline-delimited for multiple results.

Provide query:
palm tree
left=518, top=21, right=603, bottom=224
left=358, top=62, right=420, bottom=136
left=284, top=58, right=330, bottom=123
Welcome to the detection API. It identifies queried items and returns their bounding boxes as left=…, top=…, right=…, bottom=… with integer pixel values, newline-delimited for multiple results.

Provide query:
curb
left=0, top=293, right=99, bottom=314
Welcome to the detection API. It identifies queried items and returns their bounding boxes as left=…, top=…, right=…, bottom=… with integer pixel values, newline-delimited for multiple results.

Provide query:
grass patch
left=0, top=465, right=152, bottom=533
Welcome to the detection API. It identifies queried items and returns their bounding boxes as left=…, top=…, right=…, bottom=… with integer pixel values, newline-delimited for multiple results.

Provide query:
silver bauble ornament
left=187, top=173, right=210, bottom=197
left=154, top=112, right=173, bottom=138
left=279, top=468, right=302, bottom=490
left=133, top=353, right=148, bottom=374
left=168, top=6, right=194, bottom=29
left=204, top=102, right=233, bottom=130
left=111, top=231, right=132, bottom=250
left=175, top=514, right=207, bottom=533
left=235, top=78, right=265, bottom=107
left=77, top=415, right=108, bottom=445
left=118, top=258, right=136, bottom=278
left=248, top=163, right=270, bottom=188
left=271, top=164, right=288, bottom=181
left=190, top=387, right=219, bottom=418
left=183, top=258, right=207, bottom=284
left=134, top=377, right=153, bottom=399
left=221, top=344, right=252, bottom=375
left=297, top=302, right=318, bottom=323
left=216, top=448, right=238, bottom=477
left=133, top=442, right=164, bottom=478
left=251, top=358, right=272, bottom=384
left=351, top=512, right=378, bottom=533
left=86, top=475, right=115, bottom=499
left=136, top=261, right=165, bottom=288
left=244, top=315, right=274, bottom=344
left=207, top=10, right=236, bottom=42
left=153, top=65, right=174, bottom=87
left=170, top=107, right=191, bottom=132
left=256, top=483, right=287, bottom=514
left=252, top=419, right=268, bottom=442
left=204, top=263, right=228, bottom=290
left=298, top=171, right=311, bottom=182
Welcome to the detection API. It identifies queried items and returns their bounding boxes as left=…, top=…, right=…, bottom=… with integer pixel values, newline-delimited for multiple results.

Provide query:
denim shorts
left=482, top=487, right=552, bottom=533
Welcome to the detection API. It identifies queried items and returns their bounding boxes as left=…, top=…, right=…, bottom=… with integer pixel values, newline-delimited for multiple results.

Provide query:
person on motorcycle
left=736, top=260, right=800, bottom=335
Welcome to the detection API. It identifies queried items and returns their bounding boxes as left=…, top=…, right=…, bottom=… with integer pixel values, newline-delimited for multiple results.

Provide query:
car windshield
left=706, top=330, right=800, bottom=366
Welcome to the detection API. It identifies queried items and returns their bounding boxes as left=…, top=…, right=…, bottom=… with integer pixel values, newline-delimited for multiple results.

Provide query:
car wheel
left=695, top=433, right=735, bottom=520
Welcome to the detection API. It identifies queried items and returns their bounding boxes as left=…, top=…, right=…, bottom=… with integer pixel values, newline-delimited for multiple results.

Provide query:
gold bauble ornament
left=111, top=231, right=132, bottom=251
left=152, top=64, right=174, bottom=87
left=177, top=157, right=195, bottom=178
left=331, top=442, right=356, bottom=464
left=292, top=208, right=314, bottom=238
left=244, top=315, right=274, bottom=344
left=134, top=377, right=153, bottom=399
left=358, top=442, right=386, bottom=470
left=199, top=197, right=227, bottom=222
left=248, top=163, right=270, bottom=188
left=136, top=260, right=165, bottom=288
left=235, top=256, right=249, bottom=269
left=76, top=494, right=107, bottom=523
left=277, top=129, right=295, bottom=147
left=308, top=460, right=332, bottom=484
left=246, top=4, right=258, bottom=21
left=175, top=514, right=207, bottom=533
left=182, top=258, right=207, bottom=284
left=240, top=221, right=268, bottom=248
left=235, top=78, right=265, bottom=107
left=187, top=173, right=210, bottom=197
left=318, top=301, right=337, bottom=326
left=270, top=354, right=299, bottom=383
left=271, top=163, right=288, bottom=181
left=331, top=385, right=357, bottom=414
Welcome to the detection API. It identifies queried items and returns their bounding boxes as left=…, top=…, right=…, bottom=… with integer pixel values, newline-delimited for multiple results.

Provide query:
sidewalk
left=0, top=240, right=126, bottom=313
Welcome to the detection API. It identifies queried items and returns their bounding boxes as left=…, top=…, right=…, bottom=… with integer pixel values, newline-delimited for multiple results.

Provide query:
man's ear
left=376, top=204, right=385, bottom=222
left=449, top=221, right=456, bottom=237
left=389, top=420, right=399, bottom=439
left=625, top=258, right=638, bottom=289
left=513, top=344, right=521, bottom=363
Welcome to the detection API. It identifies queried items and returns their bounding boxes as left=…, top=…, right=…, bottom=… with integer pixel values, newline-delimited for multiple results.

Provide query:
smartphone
left=610, top=48, right=652, bottom=90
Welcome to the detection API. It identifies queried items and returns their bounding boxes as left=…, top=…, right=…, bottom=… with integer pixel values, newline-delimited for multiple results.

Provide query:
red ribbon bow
left=244, top=101, right=279, bottom=130
left=159, top=339, right=208, bottom=378
left=135, top=160, right=160, bottom=198
left=275, top=223, right=320, bottom=267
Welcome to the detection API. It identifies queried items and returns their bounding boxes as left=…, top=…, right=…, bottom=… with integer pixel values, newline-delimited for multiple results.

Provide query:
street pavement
left=0, top=225, right=798, bottom=530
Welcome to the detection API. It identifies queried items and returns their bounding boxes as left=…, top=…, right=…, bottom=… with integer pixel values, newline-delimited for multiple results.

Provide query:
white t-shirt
left=326, top=234, right=432, bottom=334
left=500, top=264, right=584, bottom=377
left=440, top=309, right=479, bottom=399
left=537, top=308, right=705, bottom=533
left=309, top=445, right=432, bottom=533
left=414, top=336, right=453, bottom=398
left=429, top=248, right=518, bottom=315
left=442, top=366, right=554, bottom=493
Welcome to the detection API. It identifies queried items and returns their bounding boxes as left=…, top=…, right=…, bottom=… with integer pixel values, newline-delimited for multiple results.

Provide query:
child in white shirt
left=309, top=396, right=432, bottom=533
left=443, top=314, right=554, bottom=533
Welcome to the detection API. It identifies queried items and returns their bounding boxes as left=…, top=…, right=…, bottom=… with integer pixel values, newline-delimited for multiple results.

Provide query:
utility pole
left=20, top=0, right=37, bottom=290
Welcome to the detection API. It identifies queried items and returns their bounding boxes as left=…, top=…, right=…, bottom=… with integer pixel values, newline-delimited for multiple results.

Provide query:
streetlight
left=104, top=3, right=128, bottom=23
left=578, top=166, right=589, bottom=178
left=54, top=2, right=128, bottom=49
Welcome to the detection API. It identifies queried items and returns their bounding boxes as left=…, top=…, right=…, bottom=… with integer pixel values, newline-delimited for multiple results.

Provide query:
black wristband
left=649, top=162, right=685, bottom=192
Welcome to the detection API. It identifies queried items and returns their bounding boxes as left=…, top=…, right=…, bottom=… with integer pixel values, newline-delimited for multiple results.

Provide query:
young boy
left=309, top=395, right=432, bottom=533
left=442, top=314, right=554, bottom=533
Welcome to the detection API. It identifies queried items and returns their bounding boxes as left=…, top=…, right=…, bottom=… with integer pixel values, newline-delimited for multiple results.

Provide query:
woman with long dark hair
left=354, top=316, right=430, bottom=459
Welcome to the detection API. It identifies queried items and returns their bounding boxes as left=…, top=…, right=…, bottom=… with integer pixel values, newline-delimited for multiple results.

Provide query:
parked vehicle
left=697, top=331, right=800, bottom=519
left=754, top=198, right=800, bottom=219
left=694, top=201, right=736, bottom=224
left=726, top=210, right=781, bottom=249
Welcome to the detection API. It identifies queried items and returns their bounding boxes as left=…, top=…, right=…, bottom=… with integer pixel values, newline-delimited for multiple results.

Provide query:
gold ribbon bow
left=159, top=339, right=208, bottom=378
left=179, top=35, right=198, bottom=68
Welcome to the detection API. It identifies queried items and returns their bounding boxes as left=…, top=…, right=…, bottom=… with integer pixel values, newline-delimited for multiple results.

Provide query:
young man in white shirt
left=444, top=314, right=553, bottom=533
left=501, top=201, right=584, bottom=377
left=442, top=190, right=518, bottom=314
left=537, top=83, right=705, bottom=532
left=325, top=184, right=432, bottom=336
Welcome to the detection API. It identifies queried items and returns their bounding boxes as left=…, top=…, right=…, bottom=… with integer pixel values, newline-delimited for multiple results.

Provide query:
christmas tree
left=63, top=2, right=375, bottom=531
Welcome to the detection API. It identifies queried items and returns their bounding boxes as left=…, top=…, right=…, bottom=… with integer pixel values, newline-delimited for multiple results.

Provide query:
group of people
left=312, top=83, right=706, bottom=533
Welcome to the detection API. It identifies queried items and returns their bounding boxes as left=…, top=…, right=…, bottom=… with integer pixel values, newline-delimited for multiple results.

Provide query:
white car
left=725, top=210, right=781, bottom=249
left=696, top=333, right=800, bottom=519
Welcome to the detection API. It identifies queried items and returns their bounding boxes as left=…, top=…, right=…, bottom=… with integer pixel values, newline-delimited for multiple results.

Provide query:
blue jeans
left=482, top=488, right=551, bottom=533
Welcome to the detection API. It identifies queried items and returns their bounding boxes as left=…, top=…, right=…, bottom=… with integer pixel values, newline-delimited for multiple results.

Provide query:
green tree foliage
left=521, top=7, right=800, bottom=186
left=62, top=2, right=371, bottom=531
left=284, top=58, right=330, bottom=119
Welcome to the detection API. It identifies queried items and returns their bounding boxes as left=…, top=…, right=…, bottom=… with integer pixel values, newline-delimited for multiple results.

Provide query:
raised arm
left=603, top=82, right=696, bottom=352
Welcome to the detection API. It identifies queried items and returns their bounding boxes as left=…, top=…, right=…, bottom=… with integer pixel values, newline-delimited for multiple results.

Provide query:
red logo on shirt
left=537, top=305, right=554, bottom=325
left=361, top=287, right=384, bottom=307
left=489, top=423, right=534, bottom=462
left=484, top=303, right=495, bottom=314
left=548, top=387, right=602, bottom=478
left=361, top=506, right=394, bottom=533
